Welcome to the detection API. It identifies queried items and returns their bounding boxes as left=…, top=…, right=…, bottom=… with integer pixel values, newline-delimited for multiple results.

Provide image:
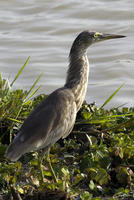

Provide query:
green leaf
left=89, top=180, right=95, bottom=190
left=72, top=173, right=86, bottom=185
left=80, top=191, right=92, bottom=200
left=7, top=117, right=22, bottom=124
left=23, top=86, right=40, bottom=105
left=61, top=167, right=69, bottom=176
left=101, top=82, right=125, bottom=109
left=43, top=170, right=52, bottom=177
left=26, top=72, right=43, bottom=97
left=0, top=144, right=7, bottom=159
left=82, top=111, right=91, bottom=120
left=86, top=134, right=93, bottom=145
left=10, top=56, right=30, bottom=87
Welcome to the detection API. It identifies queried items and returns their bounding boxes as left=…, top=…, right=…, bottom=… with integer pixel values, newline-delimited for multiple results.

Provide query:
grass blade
left=23, top=86, right=40, bottom=105
left=10, top=56, right=30, bottom=87
left=86, top=134, right=93, bottom=145
left=26, top=73, right=43, bottom=97
left=7, top=117, right=23, bottom=124
left=100, top=82, right=125, bottom=109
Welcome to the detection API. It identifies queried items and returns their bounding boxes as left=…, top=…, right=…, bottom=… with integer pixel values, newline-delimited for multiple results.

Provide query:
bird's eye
left=94, top=32, right=102, bottom=38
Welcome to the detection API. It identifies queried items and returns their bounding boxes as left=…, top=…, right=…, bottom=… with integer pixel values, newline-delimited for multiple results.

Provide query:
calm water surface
left=0, top=0, right=134, bottom=108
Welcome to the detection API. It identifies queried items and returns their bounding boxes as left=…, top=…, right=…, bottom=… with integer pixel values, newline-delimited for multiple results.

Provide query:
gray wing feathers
left=6, top=88, right=77, bottom=161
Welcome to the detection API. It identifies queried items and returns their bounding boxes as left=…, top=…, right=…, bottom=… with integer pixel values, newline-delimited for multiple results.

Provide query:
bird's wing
left=21, top=88, right=76, bottom=144
left=6, top=88, right=77, bottom=161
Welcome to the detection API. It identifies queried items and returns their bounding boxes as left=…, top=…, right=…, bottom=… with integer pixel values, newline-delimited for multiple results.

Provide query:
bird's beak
left=100, top=33, right=126, bottom=40
left=94, top=32, right=126, bottom=42
left=93, top=32, right=126, bottom=43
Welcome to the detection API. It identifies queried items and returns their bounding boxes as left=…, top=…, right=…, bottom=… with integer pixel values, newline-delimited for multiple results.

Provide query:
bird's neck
left=65, top=51, right=89, bottom=111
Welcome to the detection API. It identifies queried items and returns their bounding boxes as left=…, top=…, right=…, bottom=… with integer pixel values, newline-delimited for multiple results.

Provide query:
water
left=0, top=0, right=134, bottom=108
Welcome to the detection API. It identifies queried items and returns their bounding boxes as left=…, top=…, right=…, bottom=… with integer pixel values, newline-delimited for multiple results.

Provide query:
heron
left=6, top=30, right=125, bottom=181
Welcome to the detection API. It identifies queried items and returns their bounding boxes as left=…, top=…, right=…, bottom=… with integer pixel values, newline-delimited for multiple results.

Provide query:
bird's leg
left=47, top=148, right=58, bottom=183
left=38, top=154, right=44, bottom=184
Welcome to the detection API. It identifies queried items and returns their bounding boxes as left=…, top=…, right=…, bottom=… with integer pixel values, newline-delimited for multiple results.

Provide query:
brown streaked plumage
left=6, top=31, right=125, bottom=161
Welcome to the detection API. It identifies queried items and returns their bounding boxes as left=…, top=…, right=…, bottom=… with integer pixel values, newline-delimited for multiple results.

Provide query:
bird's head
left=76, top=30, right=126, bottom=45
left=70, top=30, right=126, bottom=56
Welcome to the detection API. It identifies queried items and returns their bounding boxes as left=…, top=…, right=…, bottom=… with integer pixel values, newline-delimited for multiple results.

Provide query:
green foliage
left=0, top=57, right=43, bottom=144
left=0, top=63, right=134, bottom=199
left=80, top=191, right=92, bottom=200
left=101, top=82, right=125, bottom=108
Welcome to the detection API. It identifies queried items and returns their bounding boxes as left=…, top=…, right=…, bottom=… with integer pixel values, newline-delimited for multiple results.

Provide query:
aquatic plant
left=0, top=58, right=134, bottom=200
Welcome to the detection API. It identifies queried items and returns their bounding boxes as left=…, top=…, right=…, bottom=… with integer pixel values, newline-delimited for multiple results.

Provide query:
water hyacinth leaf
left=82, top=111, right=91, bottom=120
left=47, top=183, right=56, bottom=190
left=43, top=170, right=52, bottom=177
left=0, top=144, right=7, bottom=159
left=92, top=168, right=109, bottom=185
left=89, top=180, right=95, bottom=190
left=30, top=159, right=39, bottom=167
left=73, top=173, right=86, bottom=185
left=88, top=168, right=98, bottom=173
left=80, top=191, right=92, bottom=200
left=0, top=56, right=134, bottom=198
left=116, top=167, right=129, bottom=184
